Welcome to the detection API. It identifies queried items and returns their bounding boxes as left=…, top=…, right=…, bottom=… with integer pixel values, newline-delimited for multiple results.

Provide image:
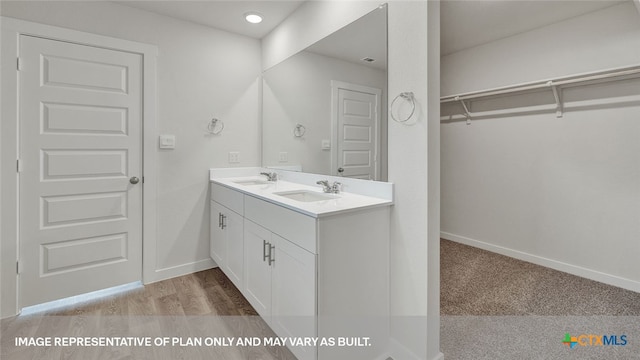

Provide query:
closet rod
left=441, top=64, right=640, bottom=104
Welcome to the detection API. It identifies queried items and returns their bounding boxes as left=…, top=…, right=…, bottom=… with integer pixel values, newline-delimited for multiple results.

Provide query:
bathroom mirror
left=262, top=6, right=387, bottom=180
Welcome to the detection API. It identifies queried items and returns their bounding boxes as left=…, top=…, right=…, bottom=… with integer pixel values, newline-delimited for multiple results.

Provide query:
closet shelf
left=441, top=64, right=640, bottom=105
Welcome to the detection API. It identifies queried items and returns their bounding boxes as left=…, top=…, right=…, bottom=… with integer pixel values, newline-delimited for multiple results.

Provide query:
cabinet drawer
left=244, top=195, right=317, bottom=254
left=211, top=182, right=244, bottom=215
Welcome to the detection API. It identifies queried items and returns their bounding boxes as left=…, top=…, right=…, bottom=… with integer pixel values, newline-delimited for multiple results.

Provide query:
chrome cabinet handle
left=268, top=244, right=275, bottom=266
left=218, top=213, right=223, bottom=228
left=221, top=214, right=226, bottom=229
left=337, top=168, right=344, bottom=174
left=263, top=240, right=270, bottom=262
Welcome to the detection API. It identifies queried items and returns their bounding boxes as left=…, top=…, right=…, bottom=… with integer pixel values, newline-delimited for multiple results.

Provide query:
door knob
left=130, top=176, right=140, bottom=184
left=337, top=167, right=344, bottom=175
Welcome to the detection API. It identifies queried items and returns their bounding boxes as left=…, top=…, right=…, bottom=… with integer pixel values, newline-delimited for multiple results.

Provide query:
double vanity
left=209, top=167, right=393, bottom=360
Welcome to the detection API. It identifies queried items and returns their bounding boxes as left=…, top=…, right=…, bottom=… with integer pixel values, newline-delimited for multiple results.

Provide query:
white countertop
left=210, top=176, right=393, bottom=218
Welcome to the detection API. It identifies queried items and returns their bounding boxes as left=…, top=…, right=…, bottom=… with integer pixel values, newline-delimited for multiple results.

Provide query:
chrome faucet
left=260, top=172, right=278, bottom=182
left=316, top=180, right=342, bottom=194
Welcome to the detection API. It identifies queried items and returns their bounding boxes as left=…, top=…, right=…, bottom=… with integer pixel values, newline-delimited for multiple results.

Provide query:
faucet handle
left=331, top=181, right=342, bottom=193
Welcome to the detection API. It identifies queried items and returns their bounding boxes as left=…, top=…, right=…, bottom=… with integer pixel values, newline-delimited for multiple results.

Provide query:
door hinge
left=16, top=159, right=23, bottom=173
left=16, top=261, right=22, bottom=274
left=17, top=58, right=23, bottom=71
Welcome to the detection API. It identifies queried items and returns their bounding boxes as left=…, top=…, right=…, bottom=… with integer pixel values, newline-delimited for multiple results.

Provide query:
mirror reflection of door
left=261, top=6, right=387, bottom=178
left=332, top=81, right=381, bottom=180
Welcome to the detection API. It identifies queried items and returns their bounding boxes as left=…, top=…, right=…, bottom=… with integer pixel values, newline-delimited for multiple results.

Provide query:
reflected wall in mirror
left=262, top=6, right=387, bottom=180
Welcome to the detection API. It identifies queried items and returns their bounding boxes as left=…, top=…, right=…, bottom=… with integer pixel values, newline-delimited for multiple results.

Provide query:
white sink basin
left=273, top=190, right=338, bottom=202
left=232, top=179, right=271, bottom=186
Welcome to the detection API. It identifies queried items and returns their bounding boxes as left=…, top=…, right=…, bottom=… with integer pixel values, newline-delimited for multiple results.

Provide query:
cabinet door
left=224, top=209, right=244, bottom=290
left=243, top=220, right=272, bottom=320
left=210, top=201, right=226, bottom=268
left=272, top=234, right=317, bottom=360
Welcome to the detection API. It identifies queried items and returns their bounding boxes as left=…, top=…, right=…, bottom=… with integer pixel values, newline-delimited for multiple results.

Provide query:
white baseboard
left=146, top=258, right=216, bottom=284
left=441, top=232, right=640, bottom=293
left=431, top=352, right=445, bottom=360
left=387, top=338, right=423, bottom=360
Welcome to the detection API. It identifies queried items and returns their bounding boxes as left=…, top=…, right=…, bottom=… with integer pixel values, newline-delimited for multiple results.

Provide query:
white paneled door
left=333, top=82, right=381, bottom=180
left=19, top=35, right=143, bottom=307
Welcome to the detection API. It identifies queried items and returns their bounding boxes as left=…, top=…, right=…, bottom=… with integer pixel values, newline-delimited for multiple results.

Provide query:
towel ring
left=390, top=92, right=416, bottom=123
left=207, top=118, right=224, bottom=135
left=293, top=124, right=306, bottom=137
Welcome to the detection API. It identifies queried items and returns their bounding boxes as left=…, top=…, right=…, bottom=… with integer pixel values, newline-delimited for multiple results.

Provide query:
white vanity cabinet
left=243, top=219, right=317, bottom=331
left=210, top=183, right=244, bottom=290
left=243, top=198, right=317, bottom=360
left=210, top=177, right=391, bottom=360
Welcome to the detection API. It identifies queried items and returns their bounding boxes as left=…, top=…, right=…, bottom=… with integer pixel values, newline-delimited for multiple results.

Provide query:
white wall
left=262, top=50, right=387, bottom=176
left=442, top=2, right=640, bottom=96
left=388, top=2, right=441, bottom=359
left=264, top=1, right=441, bottom=359
left=441, top=2, right=640, bottom=291
left=2, top=4, right=444, bottom=358
left=0, top=1, right=261, bottom=316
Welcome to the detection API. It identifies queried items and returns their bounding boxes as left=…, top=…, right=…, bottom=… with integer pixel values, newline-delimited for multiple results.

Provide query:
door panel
left=42, top=54, right=128, bottom=93
left=42, top=233, right=128, bottom=275
left=19, top=35, right=142, bottom=307
left=243, top=220, right=272, bottom=321
left=210, top=201, right=226, bottom=267
left=42, top=150, right=127, bottom=179
left=42, top=192, right=127, bottom=226
left=224, top=210, right=244, bottom=290
left=43, top=102, right=128, bottom=135
left=343, top=125, right=371, bottom=141
left=272, top=234, right=317, bottom=360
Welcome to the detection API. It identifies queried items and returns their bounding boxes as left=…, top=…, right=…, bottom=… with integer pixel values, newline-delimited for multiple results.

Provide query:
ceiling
left=306, top=6, right=387, bottom=71
left=116, top=0, right=629, bottom=55
left=116, top=0, right=305, bottom=39
left=441, top=0, right=628, bottom=55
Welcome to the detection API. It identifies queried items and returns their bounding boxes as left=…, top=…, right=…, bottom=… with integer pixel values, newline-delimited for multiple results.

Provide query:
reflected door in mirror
left=333, top=82, right=381, bottom=180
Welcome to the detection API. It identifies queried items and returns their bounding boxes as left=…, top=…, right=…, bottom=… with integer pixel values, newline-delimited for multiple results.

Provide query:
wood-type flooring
left=1, top=268, right=297, bottom=360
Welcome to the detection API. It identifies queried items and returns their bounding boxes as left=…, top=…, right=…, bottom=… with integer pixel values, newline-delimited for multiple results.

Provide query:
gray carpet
left=440, top=239, right=640, bottom=359
left=441, top=239, right=640, bottom=316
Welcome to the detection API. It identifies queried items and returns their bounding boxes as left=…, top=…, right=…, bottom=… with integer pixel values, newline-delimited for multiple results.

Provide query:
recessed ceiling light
left=245, top=12, right=263, bottom=24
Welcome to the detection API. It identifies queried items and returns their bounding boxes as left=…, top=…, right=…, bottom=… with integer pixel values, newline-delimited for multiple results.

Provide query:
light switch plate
left=159, top=135, right=175, bottom=149
left=321, top=139, right=331, bottom=150
left=278, top=152, right=288, bottom=163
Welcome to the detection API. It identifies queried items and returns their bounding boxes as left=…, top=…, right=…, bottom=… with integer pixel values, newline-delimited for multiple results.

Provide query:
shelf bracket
left=455, top=96, right=472, bottom=125
left=547, top=81, right=563, bottom=118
